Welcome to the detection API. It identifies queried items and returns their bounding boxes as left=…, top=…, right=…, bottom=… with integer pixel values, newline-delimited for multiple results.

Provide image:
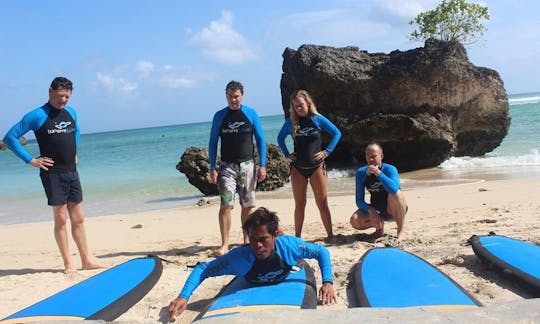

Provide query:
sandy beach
left=1, top=174, right=539, bottom=323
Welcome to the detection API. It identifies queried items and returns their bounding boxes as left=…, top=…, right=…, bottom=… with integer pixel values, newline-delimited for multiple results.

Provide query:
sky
left=1, top=0, right=539, bottom=135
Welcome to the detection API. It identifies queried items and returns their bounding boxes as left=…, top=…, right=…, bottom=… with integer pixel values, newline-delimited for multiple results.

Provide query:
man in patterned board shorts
left=208, top=80, right=267, bottom=256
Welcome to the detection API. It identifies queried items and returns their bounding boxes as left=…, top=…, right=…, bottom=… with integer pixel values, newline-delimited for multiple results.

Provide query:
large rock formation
left=176, top=144, right=289, bottom=196
left=280, top=39, right=510, bottom=171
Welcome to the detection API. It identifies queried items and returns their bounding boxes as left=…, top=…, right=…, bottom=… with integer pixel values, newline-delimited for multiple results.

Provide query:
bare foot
left=397, top=231, right=407, bottom=241
left=210, top=247, right=228, bottom=257
left=64, top=265, right=77, bottom=274
left=82, top=259, right=105, bottom=270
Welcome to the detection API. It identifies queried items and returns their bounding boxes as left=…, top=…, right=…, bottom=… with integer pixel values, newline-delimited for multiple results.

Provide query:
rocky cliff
left=280, top=39, right=510, bottom=170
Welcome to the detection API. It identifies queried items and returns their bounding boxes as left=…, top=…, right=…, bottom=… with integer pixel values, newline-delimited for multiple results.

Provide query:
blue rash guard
left=178, top=235, right=333, bottom=300
left=3, top=103, right=80, bottom=173
left=208, top=105, right=266, bottom=171
left=277, top=114, right=341, bottom=167
left=355, top=162, right=401, bottom=212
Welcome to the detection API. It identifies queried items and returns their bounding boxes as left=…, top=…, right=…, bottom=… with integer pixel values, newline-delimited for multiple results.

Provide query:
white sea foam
left=439, top=149, right=540, bottom=169
left=327, top=168, right=355, bottom=178
left=508, top=94, right=540, bottom=105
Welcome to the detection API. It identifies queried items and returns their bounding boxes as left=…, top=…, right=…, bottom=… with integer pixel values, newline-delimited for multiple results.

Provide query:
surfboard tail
left=1, top=255, right=163, bottom=323
left=470, top=234, right=540, bottom=297
left=349, top=247, right=481, bottom=308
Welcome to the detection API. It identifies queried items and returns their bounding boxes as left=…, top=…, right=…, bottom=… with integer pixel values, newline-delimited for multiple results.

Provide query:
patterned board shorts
left=218, top=160, right=257, bottom=208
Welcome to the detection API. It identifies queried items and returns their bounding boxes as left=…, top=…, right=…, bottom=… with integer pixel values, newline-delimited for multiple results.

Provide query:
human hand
left=318, top=282, right=336, bottom=305
left=366, top=165, right=380, bottom=176
left=210, top=170, right=218, bottom=184
left=168, top=297, right=188, bottom=320
left=29, top=157, right=54, bottom=170
left=257, top=166, right=267, bottom=182
left=314, top=150, right=328, bottom=162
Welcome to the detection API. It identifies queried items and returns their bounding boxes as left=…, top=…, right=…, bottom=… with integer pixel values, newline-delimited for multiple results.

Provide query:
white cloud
left=95, top=61, right=215, bottom=93
left=159, top=75, right=196, bottom=89
left=96, top=72, right=137, bottom=93
left=374, top=0, right=435, bottom=19
left=270, top=1, right=438, bottom=51
left=135, top=60, right=155, bottom=78
left=189, top=10, right=258, bottom=64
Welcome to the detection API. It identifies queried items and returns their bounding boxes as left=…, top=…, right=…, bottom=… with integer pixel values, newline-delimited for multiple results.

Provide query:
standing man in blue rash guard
left=208, top=80, right=267, bottom=257
left=168, top=207, right=336, bottom=320
left=350, top=143, right=408, bottom=241
left=277, top=90, right=341, bottom=241
left=3, top=77, right=103, bottom=274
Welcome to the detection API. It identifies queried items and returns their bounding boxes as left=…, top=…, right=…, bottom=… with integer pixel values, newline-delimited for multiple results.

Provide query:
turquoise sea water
left=1, top=94, right=539, bottom=225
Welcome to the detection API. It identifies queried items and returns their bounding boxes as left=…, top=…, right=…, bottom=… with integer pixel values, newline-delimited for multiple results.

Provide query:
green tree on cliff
left=409, top=0, right=489, bottom=44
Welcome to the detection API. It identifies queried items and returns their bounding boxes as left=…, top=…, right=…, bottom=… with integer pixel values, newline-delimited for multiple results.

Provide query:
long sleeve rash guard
left=355, top=162, right=401, bottom=212
left=178, top=235, right=333, bottom=300
left=277, top=114, right=341, bottom=164
left=3, top=103, right=80, bottom=172
left=208, top=105, right=266, bottom=171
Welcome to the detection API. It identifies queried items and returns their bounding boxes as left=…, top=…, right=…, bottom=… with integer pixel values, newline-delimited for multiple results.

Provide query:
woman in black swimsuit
left=277, top=90, right=341, bottom=240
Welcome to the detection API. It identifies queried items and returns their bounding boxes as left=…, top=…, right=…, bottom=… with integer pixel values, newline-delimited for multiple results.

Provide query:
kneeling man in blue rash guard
left=168, top=207, right=336, bottom=320
left=350, top=142, right=408, bottom=241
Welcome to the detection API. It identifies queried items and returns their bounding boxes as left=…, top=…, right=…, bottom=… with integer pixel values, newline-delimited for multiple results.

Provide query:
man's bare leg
left=240, top=206, right=253, bottom=244
left=67, top=202, right=104, bottom=270
left=387, top=190, right=407, bottom=241
left=214, top=206, right=232, bottom=256
left=53, top=205, right=75, bottom=274
left=350, top=209, right=384, bottom=238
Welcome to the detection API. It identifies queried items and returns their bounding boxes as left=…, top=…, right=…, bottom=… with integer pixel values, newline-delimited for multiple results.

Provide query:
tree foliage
left=409, top=0, right=489, bottom=44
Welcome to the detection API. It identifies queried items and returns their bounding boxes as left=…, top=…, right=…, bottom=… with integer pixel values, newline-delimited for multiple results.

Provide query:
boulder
left=280, top=39, right=510, bottom=171
left=176, top=144, right=290, bottom=196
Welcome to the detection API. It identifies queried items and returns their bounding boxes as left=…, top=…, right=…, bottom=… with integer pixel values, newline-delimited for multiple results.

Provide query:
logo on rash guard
left=257, top=269, right=285, bottom=282
left=297, top=127, right=315, bottom=136
left=55, top=121, right=72, bottom=129
left=223, top=121, right=246, bottom=133
left=368, top=181, right=383, bottom=192
left=48, top=121, right=75, bottom=134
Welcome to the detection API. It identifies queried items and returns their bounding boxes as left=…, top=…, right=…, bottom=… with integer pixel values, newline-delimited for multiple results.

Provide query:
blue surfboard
left=469, top=234, right=540, bottom=297
left=350, top=247, right=480, bottom=309
left=195, top=260, right=317, bottom=320
left=1, top=255, right=162, bottom=323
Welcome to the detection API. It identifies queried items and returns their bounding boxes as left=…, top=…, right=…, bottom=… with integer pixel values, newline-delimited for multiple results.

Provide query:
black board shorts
left=40, top=171, right=83, bottom=206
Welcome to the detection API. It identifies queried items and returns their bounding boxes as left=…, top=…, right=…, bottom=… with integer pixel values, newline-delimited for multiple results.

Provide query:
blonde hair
left=289, top=90, right=320, bottom=138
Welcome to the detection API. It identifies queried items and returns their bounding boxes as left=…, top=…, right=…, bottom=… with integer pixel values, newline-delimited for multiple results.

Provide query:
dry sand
left=1, top=176, right=539, bottom=323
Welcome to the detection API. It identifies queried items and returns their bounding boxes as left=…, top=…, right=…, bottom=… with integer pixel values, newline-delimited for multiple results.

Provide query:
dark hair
left=50, top=77, right=73, bottom=91
left=242, top=207, right=279, bottom=235
left=225, top=80, right=244, bottom=95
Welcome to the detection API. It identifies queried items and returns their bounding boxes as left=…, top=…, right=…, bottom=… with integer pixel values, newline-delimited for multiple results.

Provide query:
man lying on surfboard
left=168, top=207, right=336, bottom=319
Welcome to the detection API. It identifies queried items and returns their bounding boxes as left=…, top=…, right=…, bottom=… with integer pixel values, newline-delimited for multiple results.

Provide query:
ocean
left=1, top=93, right=539, bottom=225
